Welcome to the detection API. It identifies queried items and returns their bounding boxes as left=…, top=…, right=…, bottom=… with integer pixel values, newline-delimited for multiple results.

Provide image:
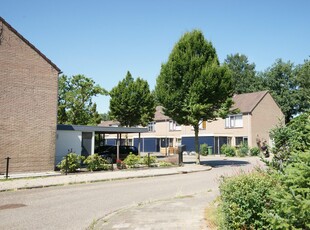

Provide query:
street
left=0, top=156, right=264, bottom=229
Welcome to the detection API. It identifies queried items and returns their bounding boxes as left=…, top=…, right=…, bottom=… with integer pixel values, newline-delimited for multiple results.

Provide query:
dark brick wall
left=0, top=21, right=58, bottom=173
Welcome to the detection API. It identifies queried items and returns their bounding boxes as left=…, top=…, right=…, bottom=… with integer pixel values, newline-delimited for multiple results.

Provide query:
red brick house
left=0, top=17, right=61, bottom=173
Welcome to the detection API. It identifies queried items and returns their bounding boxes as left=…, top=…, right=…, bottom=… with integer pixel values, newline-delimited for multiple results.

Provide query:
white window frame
left=235, top=136, right=248, bottom=146
left=148, top=121, right=156, bottom=132
left=225, top=114, right=243, bottom=128
left=169, top=120, right=181, bottom=131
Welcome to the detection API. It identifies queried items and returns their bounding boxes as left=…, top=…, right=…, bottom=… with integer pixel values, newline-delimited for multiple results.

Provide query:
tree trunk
left=194, top=124, right=200, bottom=164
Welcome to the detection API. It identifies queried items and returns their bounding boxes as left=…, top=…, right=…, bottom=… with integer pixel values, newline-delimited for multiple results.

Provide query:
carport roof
left=57, top=124, right=148, bottom=134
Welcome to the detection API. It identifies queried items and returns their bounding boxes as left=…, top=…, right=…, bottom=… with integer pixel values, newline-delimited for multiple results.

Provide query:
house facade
left=103, top=91, right=284, bottom=154
left=0, top=17, right=60, bottom=173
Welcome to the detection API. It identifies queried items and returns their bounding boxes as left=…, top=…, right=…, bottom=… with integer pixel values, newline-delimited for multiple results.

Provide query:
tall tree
left=155, top=30, right=233, bottom=164
left=109, top=71, right=155, bottom=127
left=295, top=59, right=310, bottom=114
left=99, top=112, right=111, bottom=121
left=57, top=74, right=107, bottom=125
left=262, top=59, right=298, bottom=123
left=224, top=53, right=263, bottom=94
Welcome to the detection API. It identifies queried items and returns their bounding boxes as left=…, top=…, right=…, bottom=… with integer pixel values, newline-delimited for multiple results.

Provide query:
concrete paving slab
left=93, top=191, right=217, bottom=230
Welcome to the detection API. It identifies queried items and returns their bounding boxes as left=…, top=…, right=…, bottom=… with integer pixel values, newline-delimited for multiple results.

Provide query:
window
left=169, top=121, right=181, bottom=131
left=160, top=138, right=173, bottom=148
left=225, top=115, right=243, bottom=128
left=176, top=138, right=182, bottom=145
left=199, top=121, right=206, bottom=130
left=148, top=122, right=156, bottom=132
left=235, top=136, right=248, bottom=146
left=191, top=120, right=207, bottom=130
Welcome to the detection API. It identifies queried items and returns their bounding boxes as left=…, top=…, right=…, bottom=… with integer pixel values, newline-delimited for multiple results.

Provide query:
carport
left=56, top=124, right=148, bottom=165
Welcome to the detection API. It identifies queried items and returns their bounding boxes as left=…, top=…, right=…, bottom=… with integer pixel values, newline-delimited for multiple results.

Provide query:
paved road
left=0, top=157, right=264, bottom=229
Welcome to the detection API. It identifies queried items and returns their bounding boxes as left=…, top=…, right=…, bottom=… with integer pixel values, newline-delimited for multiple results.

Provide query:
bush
left=57, top=153, right=85, bottom=173
left=218, top=170, right=276, bottom=229
left=270, top=111, right=310, bottom=170
left=220, top=144, right=236, bottom=157
left=142, top=155, right=157, bottom=166
left=216, top=113, right=310, bottom=229
left=263, top=150, right=310, bottom=229
left=158, top=161, right=173, bottom=167
left=123, top=153, right=141, bottom=168
left=200, top=143, right=208, bottom=156
left=83, top=154, right=111, bottom=171
left=250, top=146, right=260, bottom=156
left=236, top=142, right=249, bottom=157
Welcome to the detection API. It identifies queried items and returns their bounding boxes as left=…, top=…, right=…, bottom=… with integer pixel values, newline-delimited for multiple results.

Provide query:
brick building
left=0, top=17, right=60, bottom=173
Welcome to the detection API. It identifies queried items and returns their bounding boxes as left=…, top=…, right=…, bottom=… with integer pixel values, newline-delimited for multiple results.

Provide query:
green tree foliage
left=109, top=71, right=155, bottom=127
left=58, top=74, right=107, bottom=125
left=99, top=112, right=111, bottom=121
left=295, top=59, right=310, bottom=114
left=270, top=111, right=310, bottom=170
left=155, top=30, right=233, bottom=163
left=266, top=110, right=310, bottom=229
left=224, top=53, right=263, bottom=94
left=263, top=151, right=310, bottom=229
left=262, top=59, right=299, bottom=123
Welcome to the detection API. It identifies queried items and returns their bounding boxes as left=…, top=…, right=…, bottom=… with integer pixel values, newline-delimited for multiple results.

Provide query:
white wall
left=56, top=130, right=82, bottom=165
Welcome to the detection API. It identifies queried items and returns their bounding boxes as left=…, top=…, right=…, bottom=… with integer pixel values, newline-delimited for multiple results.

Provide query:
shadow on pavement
left=184, top=159, right=250, bottom=168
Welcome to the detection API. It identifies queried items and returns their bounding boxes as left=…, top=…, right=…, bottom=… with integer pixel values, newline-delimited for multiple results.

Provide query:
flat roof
left=57, top=124, right=148, bottom=134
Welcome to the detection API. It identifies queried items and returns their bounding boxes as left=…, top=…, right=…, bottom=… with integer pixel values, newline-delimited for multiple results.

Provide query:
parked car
left=96, top=145, right=139, bottom=163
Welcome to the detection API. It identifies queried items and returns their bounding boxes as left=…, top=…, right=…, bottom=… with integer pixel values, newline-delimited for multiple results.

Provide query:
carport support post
left=5, top=157, right=11, bottom=179
left=116, top=133, right=120, bottom=161
left=138, top=133, right=141, bottom=156
left=65, top=155, right=68, bottom=175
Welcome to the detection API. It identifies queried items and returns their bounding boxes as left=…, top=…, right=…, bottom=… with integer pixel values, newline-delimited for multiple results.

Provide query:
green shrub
left=250, top=146, right=260, bottom=156
left=220, top=144, right=236, bottom=157
left=123, top=153, right=141, bottom=168
left=200, top=143, right=208, bottom=156
left=236, top=142, right=249, bottom=157
left=218, top=170, right=276, bottom=230
left=263, top=150, right=310, bottom=229
left=83, top=154, right=111, bottom=171
left=158, top=161, right=173, bottom=167
left=57, top=153, right=85, bottom=173
left=270, top=111, right=310, bottom=170
left=216, top=113, right=310, bottom=230
left=142, top=155, right=157, bottom=166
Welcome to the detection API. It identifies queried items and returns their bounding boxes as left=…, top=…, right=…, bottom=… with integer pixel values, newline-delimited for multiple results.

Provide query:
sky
left=1, top=0, right=309, bottom=113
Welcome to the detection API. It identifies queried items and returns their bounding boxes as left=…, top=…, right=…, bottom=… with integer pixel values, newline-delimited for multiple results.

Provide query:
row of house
left=0, top=17, right=284, bottom=173
left=100, top=91, right=284, bottom=154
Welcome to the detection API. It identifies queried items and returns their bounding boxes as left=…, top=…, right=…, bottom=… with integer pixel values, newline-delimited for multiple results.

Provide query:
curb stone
left=0, top=166, right=212, bottom=192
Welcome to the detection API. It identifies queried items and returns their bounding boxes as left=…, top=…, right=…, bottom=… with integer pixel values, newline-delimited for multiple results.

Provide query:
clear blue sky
left=1, top=0, right=309, bottom=113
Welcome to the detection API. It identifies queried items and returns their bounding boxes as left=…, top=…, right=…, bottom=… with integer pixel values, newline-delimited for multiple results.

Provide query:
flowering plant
left=116, top=159, right=126, bottom=169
